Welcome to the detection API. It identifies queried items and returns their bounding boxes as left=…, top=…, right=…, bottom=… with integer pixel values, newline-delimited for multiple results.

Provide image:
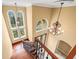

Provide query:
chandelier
left=49, top=3, right=64, bottom=36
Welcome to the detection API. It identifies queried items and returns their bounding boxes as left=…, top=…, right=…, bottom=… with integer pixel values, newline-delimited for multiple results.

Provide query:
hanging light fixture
left=49, top=2, right=64, bottom=36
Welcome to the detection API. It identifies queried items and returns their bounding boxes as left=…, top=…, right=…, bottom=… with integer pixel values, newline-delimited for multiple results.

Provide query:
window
left=36, top=20, right=42, bottom=31
left=36, top=18, right=48, bottom=32
left=42, top=19, right=48, bottom=29
left=8, top=10, right=26, bottom=40
left=8, top=11, right=16, bottom=27
left=17, top=12, right=23, bottom=26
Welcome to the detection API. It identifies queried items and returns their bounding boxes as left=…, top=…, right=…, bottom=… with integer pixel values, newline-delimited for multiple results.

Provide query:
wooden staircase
left=23, top=41, right=37, bottom=59
left=22, top=33, right=58, bottom=59
left=22, top=33, right=76, bottom=59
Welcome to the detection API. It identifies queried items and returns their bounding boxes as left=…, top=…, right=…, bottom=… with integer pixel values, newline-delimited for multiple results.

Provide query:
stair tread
left=31, top=50, right=36, bottom=55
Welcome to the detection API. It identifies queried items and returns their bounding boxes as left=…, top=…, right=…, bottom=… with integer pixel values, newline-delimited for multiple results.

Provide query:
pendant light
left=49, top=2, right=64, bottom=36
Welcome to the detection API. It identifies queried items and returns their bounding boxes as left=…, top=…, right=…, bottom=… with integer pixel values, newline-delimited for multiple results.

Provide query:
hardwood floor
left=11, top=42, right=34, bottom=59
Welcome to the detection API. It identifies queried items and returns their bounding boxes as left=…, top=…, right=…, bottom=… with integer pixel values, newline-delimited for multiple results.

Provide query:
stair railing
left=35, top=33, right=58, bottom=59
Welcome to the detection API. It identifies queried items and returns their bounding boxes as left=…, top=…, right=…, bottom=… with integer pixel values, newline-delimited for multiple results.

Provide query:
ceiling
left=2, top=0, right=76, bottom=8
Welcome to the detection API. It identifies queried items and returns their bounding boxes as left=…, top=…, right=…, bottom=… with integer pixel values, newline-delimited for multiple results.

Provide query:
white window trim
left=7, top=10, right=26, bottom=40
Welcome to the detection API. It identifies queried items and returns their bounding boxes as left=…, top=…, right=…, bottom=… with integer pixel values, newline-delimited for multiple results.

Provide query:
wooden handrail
left=35, top=39, right=58, bottom=59
left=66, top=45, right=76, bottom=59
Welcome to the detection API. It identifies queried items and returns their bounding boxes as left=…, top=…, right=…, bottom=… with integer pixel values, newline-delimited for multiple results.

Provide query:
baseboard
left=12, top=38, right=29, bottom=45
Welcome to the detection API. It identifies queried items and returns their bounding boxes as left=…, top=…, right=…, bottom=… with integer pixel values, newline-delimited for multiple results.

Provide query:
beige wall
left=2, top=15, right=12, bottom=59
left=26, top=6, right=33, bottom=41
left=32, top=6, right=76, bottom=52
left=47, top=6, right=76, bottom=52
left=2, top=5, right=76, bottom=52
left=2, top=6, right=28, bottom=42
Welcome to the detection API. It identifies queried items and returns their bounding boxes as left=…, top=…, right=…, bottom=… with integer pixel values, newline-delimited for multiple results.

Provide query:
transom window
left=8, top=10, right=26, bottom=40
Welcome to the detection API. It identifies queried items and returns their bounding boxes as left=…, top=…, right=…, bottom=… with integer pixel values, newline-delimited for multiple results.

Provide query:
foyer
left=2, top=0, right=76, bottom=59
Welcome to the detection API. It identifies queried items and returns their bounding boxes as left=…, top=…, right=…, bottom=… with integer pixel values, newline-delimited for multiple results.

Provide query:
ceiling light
left=48, top=2, right=64, bottom=36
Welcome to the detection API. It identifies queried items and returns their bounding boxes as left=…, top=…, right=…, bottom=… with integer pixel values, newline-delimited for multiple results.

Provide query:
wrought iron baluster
left=46, top=54, right=48, bottom=59
left=43, top=34, right=47, bottom=59
left=35, top=33, right=56, bottom=59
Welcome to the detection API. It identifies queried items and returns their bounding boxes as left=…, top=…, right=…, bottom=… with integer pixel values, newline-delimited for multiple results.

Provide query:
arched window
left=17, top=12, right=25, bottom=37
left=42, top=18, right=48, bottom=29
left=36, top=18, right=48, bottom=32
left=8, top=10, right=18, bottom=38
left=17, top=12, right=23, bottom=26
left=8, top=10, right=26, bottom=40
left=8, top=10, right=16, bottom=27
left=36, top=20, right=42, bottom=31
